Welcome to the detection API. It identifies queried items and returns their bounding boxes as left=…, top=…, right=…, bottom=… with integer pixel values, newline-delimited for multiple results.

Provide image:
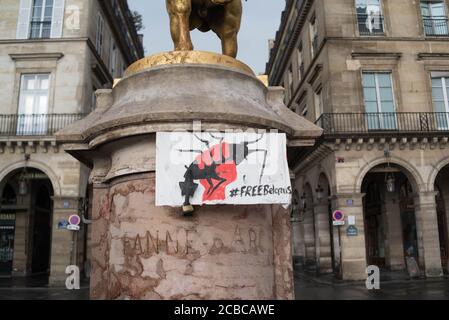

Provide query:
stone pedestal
left=57, top=51, right=322, bottom=299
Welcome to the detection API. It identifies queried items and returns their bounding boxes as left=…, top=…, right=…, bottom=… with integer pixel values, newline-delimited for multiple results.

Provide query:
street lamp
left=384, top=147, right=395, bottom=193
left=386, top=173, right=396, bottom=193
left=18, top=154, right=30, bottom=196
left=316, top=185, right=324, bottom=201
left=300, top=192, right=307, bottom=210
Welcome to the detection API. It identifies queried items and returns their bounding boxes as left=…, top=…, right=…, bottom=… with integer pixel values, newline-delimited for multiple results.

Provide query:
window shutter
left=50, top=0, right=65, bottom=38
left=16, top=0, right=32, bottom=39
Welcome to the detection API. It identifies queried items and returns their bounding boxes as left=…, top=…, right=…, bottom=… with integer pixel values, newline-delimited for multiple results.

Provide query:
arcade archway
left=361, top=163, right=419, bottom=271
left=0, top=168, right=53, bottom=278
left=435, top=165, right=449, bottom=273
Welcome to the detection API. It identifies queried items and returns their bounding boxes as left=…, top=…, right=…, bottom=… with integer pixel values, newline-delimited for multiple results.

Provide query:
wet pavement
left=295, top=271, right=449, bottom=300
left=0, top=272, right=448, bottom=300
left=0, top=276, right=89, bottom=300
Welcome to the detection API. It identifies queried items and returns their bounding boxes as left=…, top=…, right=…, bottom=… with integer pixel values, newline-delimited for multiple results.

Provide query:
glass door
left=432, top=75, right=449, bottom=129
left=363, top=72, right=397, bottom=130
left=17, top=74, right=50, bottom=135
left=421, top=1, right=449, bottom=36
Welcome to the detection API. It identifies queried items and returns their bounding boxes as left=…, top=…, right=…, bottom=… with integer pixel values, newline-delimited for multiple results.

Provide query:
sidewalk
left=0, top=275, right=89, bottom=300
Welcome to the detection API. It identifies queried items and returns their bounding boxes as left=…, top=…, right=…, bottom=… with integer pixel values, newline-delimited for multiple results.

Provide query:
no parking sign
left=332, top=210, right=345, bottom=226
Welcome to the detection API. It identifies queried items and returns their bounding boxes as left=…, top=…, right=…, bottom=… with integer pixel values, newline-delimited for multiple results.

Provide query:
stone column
left=383, top=192, right=405, bottom=270
left=440, top=181, right=449, bottom=273
left=49, top=196, right=82, bottom=285
left=303, top=207, right=316, bottom=268
left=313, top=202, right=333, bottom=273
left=414, top=192, right=443, bottom=277
left=332, top=193, right=367, bottom=281
left=272, top=205, right=294, bottom=300
left=11, top=194, right=31, bottom=276
left=291, top=218, right=305, bottom=266
left=89, top=183, right=111, bottom=300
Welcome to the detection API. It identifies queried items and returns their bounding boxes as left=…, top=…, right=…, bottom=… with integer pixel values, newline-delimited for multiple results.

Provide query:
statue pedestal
left=57, top=51, right=321, bottom=300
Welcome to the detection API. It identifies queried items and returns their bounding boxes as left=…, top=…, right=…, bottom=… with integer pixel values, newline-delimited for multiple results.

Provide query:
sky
left=127, top=1, right=285, bottom=74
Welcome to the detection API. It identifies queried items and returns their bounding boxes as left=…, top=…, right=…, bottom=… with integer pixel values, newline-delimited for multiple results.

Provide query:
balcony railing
left=0, top=114, right=85, bottom=137
left=316, top=112, right=449, bottom=135
left=423, top=17, right=449, bottom=36
left=357, top=13, right=385, bottom=36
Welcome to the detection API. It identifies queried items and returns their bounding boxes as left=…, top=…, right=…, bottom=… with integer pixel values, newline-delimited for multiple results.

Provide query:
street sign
left=333, top=221, right=345, bottom=226
left=332, top=210, right=345, bottom=222
left=347, top=225, right=358, bottom=236
left=68, top=215, right=81, bottom=226
left=348, top=215, right=356, bottom=226
left=67, top=215, right=81, bottom=231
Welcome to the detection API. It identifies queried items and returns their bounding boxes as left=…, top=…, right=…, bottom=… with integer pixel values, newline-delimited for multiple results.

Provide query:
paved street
left=0, top=273, right=448, bottom=300
left=295, top=272, right=449, bottom=300
left=0, top=276, right=89, bottom=300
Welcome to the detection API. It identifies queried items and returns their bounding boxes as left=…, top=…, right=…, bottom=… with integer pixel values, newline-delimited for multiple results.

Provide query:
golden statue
left=166, top=0, right=242, bottom=58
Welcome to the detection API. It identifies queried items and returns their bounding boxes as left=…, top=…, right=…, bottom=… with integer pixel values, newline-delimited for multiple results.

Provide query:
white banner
left=156, top=132, right=292, bottom=207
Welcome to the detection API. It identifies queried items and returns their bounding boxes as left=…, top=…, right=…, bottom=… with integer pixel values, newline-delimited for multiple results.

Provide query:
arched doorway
left=435, top=165, right=449, bottom=273
left=361, top=163, right=419, bottom=271
left=0, top=167, right=53, bottom=278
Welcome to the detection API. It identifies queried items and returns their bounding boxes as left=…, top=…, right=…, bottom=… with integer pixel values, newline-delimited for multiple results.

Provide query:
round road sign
left=332, top=210, right=345, bottom=222
left=68, top=215, right=81, bottom=226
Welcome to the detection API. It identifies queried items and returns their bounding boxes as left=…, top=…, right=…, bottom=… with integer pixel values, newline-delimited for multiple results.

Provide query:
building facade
left=0, top=0, right=143, bottom=284
left=268, top=0, right=449, bottom=280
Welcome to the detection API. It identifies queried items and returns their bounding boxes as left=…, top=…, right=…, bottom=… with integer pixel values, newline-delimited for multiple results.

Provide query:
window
left=16, top=0, right=64, bottom=39
left=96, top=14, right=104, bottom=56
left=314, top=89, right=324, bottom=120
left=356, top=0, right=384, bottom=36
left=421, top=1, right=449, bottom=36
left=91, top=86, right=97, bottom=111
left=17, top=74, right=50, bottom=135
left=287, top=64, right=293, bottom=99
left=297, top=94, right=308, bottom=118
left=362, top=72, right=397, bottom=130
left=110, top=38, right=117, bottom=77
left=30, top=0, right=53, bottom=38
left=431, top=74, right=449, bottom=129
left=309, top=16, right=318, bottom=57
left=297, top=43, right=304, bottom=81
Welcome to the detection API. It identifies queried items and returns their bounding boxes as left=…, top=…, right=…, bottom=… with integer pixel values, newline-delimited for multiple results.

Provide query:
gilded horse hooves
left=166, top=0, right=242, bottom=58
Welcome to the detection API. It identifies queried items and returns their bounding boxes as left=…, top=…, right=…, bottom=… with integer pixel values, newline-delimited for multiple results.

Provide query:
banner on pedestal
left=156, top=132, right=292, bottom=207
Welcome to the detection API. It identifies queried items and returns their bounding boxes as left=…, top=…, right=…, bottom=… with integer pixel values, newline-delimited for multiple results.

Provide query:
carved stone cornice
left=329, top=136, right=449, bottom=152
left=351, top=52, right=402, bottom=60
left=9, top=53, right=64, bottom=61
left=0, top=138, right=60, bottom=154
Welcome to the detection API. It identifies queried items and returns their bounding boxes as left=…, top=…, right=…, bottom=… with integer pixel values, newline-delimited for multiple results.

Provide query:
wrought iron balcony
left=357, top=13, right=385, bottom=36
left=316, top=112, right=449, bottom=136
left=0, top=114, right=86, bottom=137
left=422, top=17, right=449, bottom=36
